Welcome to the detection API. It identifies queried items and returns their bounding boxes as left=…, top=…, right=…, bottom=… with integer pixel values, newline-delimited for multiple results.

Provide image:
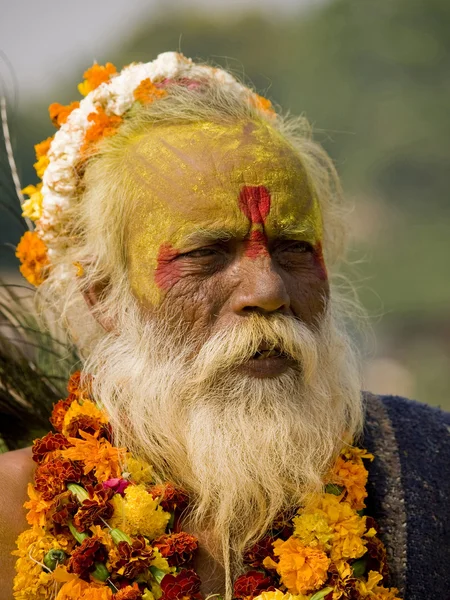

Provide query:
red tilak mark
left=244, top=230, right=270, bottom=259
left=313, top=242, right=328, bottom=280
left=154, top=243, right=182, bottom=290
left=238, top=186, right=271, bottom=224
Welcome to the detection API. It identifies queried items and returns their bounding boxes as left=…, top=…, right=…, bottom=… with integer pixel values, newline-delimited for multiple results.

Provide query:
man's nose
left=230, top=258, right=290, bottom=315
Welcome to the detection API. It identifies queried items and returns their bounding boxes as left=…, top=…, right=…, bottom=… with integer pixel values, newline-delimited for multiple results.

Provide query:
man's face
left=125, top=120, right=329, bottom=377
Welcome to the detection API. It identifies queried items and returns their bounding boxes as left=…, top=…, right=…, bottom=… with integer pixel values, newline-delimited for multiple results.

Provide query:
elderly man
left=0, top=53, right=449, bottom=600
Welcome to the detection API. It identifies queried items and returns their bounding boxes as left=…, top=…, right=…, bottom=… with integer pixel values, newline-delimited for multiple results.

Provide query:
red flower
left=161, top=569, right=202, bottom=600
left=35, top=458, right=82, bottom=500
left=154, top=532, right=198, bottom=567
left=233, top=571, right=274, bottom=600
left=32, top=432, right=72, bottom=463
left=68, top=536, right=107, bottom=581
left=73, top=484, right=114, bottom=532
left=49, top=490, right=78, bottom=533
left=150, top=483, right=189, bottom=513
left=64, top=414, right=104, bottom=438
left=115, top=584, right=143, bottom=600
left=50, top=398, right=73, bottom=432
left=243, top=536, right=275, bottom=568
left=111, top=535, right=153, bottom=580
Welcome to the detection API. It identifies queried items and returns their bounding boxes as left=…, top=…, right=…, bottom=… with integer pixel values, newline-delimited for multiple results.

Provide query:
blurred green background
left=1, top=0, right=449, bottom=414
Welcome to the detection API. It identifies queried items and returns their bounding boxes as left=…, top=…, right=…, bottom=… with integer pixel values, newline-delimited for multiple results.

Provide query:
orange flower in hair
left=133, top=78, right=167, bottom=104
left=49, top=101, right=80, bottom=127
left=81, top=107, right=123, bottom=154
left=15, top=231, right=50, bottom=286
left=78, top=62, right=117, bottom=96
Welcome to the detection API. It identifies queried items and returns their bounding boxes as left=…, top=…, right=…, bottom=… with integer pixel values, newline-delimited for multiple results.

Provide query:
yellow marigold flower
left=16, top=231, right=50, bottom=287
left=342, top=447, right=374, bottom=463
left=13, top=527, right=74, bottom=599
left=125, top=454, right=154, bottom=484
left=61, top=398, right=108, bottom=435
left=356, top=570, right=401, bottom=600
left=33, top=136, right=53, bottom=179
left=272, top=537, right=330, bottom=595
left=150, top=548, right=173, bottom=574
left=78, top=62, right=117, bottom=96
left=110, top=484, right=170, bottom=540
left=134, top=78, right=167, bottom=104
left=142, top=589, right=156, bottom=600
left=21, top=184, right=44, bottom=221
left=49, top=101, right=80, bottom=127
left=254, top=591, right=311, bottom=600
left=23, top=483, right=52, bottom=527
left=293, top=512, right=333, bottom=550
left=305, top=494, right=367, bottom=562
left=61, top=430, right=126, bottom=481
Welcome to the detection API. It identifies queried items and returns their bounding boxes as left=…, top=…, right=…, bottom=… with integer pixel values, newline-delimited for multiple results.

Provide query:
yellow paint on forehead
left=125, top=119, right=323, bottom=306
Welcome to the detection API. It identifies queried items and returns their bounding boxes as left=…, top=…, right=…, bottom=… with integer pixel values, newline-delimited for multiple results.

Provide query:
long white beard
left=83, top=298, right=363, bottom=594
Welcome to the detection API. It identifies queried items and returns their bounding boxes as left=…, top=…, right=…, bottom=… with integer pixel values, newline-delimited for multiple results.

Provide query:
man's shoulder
left=362, top=392, right=450, bottom=598
left=0, top=448, right=34, bottom=600
left=363, top=390, right=450, bottom=448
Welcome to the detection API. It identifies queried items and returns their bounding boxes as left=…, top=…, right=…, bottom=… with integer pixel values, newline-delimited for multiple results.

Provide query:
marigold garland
left=13, top=371, right=402, bottom=600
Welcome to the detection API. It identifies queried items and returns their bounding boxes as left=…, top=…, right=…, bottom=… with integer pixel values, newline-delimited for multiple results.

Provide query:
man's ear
left=82, top=282, right=116, bottom=332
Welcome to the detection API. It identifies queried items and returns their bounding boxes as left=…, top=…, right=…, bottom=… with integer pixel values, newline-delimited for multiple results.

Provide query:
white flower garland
left=37, top=52, right=266, bottom=263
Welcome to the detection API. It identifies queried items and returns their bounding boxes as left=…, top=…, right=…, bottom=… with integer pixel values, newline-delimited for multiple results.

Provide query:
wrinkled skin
left=125, top=120, right=329, bottom=352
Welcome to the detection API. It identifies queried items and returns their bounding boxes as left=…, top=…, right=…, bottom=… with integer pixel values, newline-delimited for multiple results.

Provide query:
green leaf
left=325, top=483, right=344, bottom=496
left=352, top=557, right=367, bottom=578
left=150, top=566, right=167, bottom=584
left=310, top=587, right=333, bottom=600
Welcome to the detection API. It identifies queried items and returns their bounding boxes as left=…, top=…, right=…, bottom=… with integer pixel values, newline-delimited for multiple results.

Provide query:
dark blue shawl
left=363, top=393, right=450, bottom=599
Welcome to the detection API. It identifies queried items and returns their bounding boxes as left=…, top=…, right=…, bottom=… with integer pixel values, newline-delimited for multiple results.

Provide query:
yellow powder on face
left=124, top=120, right=323, bottom=306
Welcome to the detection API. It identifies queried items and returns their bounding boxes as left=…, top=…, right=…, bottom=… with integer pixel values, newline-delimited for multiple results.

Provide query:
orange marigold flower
left=49, top=101, right=80, bottom=127
left=56, top=577, right=114, bottom=600
left=62, top=398, right=108, bottom=437
left=15, top=231, right=50, bottom=286
left=250, top=93, right=276, bottom=116
left=271, top=537, right=330, bottom=595
left=133, top=78, right=167, bottom=104
left=61, top=430, right=125, bottom=481
left=330, top=455, right=369, bottom=510
left=81, top=107, right=122, bottom=154
left=78, top=62, right=117, bottom=97
left=115, top=583, right=143, bottom=600
left=23, top=483, right=53, bottom=527
left=51, top=397, right=74, bottom=432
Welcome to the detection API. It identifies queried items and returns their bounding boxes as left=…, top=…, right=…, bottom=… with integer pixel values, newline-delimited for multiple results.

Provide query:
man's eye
left=182, top=248, right=219, bottom=258
left=283, top=241, right=314, bottom=253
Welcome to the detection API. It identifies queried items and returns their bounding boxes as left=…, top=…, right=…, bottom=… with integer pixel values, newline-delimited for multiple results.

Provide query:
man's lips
left=238, top=344, right=295, bottom=378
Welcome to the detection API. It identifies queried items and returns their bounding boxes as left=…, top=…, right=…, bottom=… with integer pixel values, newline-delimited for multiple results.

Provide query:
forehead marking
left=239, top=185, right=271, bottom=259
left=238, top=185, right=271, bottom=224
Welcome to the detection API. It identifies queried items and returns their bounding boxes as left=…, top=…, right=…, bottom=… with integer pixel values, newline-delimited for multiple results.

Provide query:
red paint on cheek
left=238, top=185, right=271, bottom=224
left=244, top=230, right=270, bottom=259
left=314, top=242, right=328, bottom=280
left=154, top=243, right=182, bottom=290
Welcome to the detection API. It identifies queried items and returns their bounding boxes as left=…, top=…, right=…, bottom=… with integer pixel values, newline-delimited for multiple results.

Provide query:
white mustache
left=189, top=314, right=320, bottom=384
